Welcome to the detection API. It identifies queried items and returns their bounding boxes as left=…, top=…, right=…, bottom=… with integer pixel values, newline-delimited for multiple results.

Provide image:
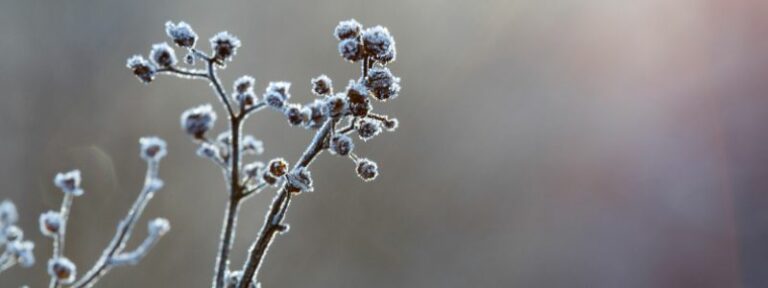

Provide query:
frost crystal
left=39, top=210, right=62, bottom=237
left=311, top=74, right=333, bottom=96
left=54, top=170, right=83, bottom=196
left=149, top=42, right=177, bottom=68
left=362, top=26, right=394, bottom=58
left=165, top=21, right=198, bottom=48
left=210, top=31, right=241, bottom=63
left=48, top=257, right=77, bottom=284
left=139, top=137, right=167, bottom=162
left=365, top=66, right=401, bottom=101
left=334, top=19, right=362, bottom=40
left=181, top=104, right=217, bottom=139
left=126, top=55, right=156, bottom=83
left=356, top=158, right=378, bottom=181
left=330, top=134, right=354, bottom=156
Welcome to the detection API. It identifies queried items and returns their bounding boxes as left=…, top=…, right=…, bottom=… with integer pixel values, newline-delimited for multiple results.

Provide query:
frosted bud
left=54, top=170, right=83, bottom=196
left=284, top=104, right=304, bottom=126
left=139, top=137, right=167, bottom=162
left=338, top=38, right=364, bottom=62
left=244, top=162, right=264, bottom=178
left=334, top=19, right=362, bottom=40
left=365, top=66, right=401, bottom=101
left=210, top=31, right=241, bottom=63
left=383, top=118, right=399, bottom=131
left=267, top=158, right=289, bottom=177
left=39, top=211, right=62, bottom=237
left=357, top=118, right=382, bottom=141
left=8, top=240, right=35, bottom=268
left=325, top=94, right=348, bottom=118
left=165, top=21, right=197, bottom=48
left=330, top=134, right=354, bottom=156
left=264, top=82, right=291, bottom=109
left=356, top=158, right=379, bottom=181
left=197, top=142, right=222, bottom=160
left=346, top=80, right=371, bottom=117
left=181, top=104, right=217, bottom=139
left=48, top=257, right=76, bottom=284
left=3, top=225, right=23, bottom=242
left=149, top=42, right=177, bottom=68
left=126, top=55, right=156, bottom=83
left=362, top=26, right=394, bottom=58
left=306, top=99, right=330, bottom=129
left=311, top=74, right=333, bottom=96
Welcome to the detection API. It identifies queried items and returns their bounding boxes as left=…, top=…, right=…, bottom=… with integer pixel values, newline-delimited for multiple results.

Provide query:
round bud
left=264, top=82, right=291, bottom=109
left=165, top=21, right=198, bottom=48
left=383, top=118, right=399, bottom=131
left=181, top=104, right=217, bottom=139
left=356, top=158, right=379, bottom=181
left=361, top=26, right=394, bottom=58
left=284, top=104, right=304, bottom=126
left=311, top=75, right=333, bottom=96
left=244, top=162, right=264, bottom=178
left=285, top=167, right=313, bottom=193
left=0, top=200, right=18, bottom=226
left=325, top=94, right=348, bottom=118
left=148, top=218, right=170, bottom=236
left=334, top=19, right=362, bottom=40
left=330, top=134, right=354, bottom=156
left=3, top=225, right=23, bottom=242
left=48, top=257, right=77, bottom=284
left=365, top=66, right=401, bottom=101
left=210, top=31, right=241, bottom=63
left=126, top=55, right=156, bottom=83
left=39, top=211, right=62, bottom=237
left=241, top=135, right=264, bottom=155
left=357, top=119, right=382, bottom=141
left=338, top=38, right=364, bottom=62
left=139, top=137, right=167, bottom=162
left=306, top=100, right=330, bottom=129
left=268, top=158, right=289, bottom=177
left=149, top=42, right=177, bottom=68
left=54, top=170, right=83, bottom=196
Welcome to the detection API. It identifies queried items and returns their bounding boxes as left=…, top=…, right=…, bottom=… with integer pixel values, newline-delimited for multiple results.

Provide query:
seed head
left=311, top=74, right=333, bottom=96
left=126, top=55, right=156, bottom=83
left=365, top=66, right=401, bottom=101
left=268, top=158, right=289, bottom=177
left=48, top=257, right=76, bottom=284
left=165, top=21, right=197, bottom=48
left=210, top=31, right=241, bottom=63
left=139, top=137, right=167, bottom=162
left=338, top=38, right=364, bottom=62
left=362, top=26, right=394, bottom=58
left=325, top=94, right=348, bottom=118
left=54, top=170, right=83, bottom=196
left=181, top=104, right=217, bottom=139
left=149, top=42, right=177, bottom=68
left=330, top=134, right=354, bottom=156
left=357, top=118, right=382, bottom=141
left=284, top=104, right=304, bottom=126
left=264, top=82, right=291, bottom=109
left=356, top=158, right=379, bottom=181
left=334, top=19, right=362, bottom=40
left=39, top=211, right=62, bottom=237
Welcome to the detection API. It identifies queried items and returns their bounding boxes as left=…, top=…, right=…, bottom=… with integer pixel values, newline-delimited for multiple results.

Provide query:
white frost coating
left=149, top=42, right=177, bottom=68
left=54, top=170, right=84, bottom=196
left=334, top=19, right=362, bottom=40
left=361, top=26, right=394, bottom=58
left=356, top=158, right=379, bottom=181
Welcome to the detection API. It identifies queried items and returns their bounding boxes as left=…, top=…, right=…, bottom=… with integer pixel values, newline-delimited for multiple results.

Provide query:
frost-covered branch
left=0, top=200, right=34, bottom=279
left=67, top=137, right=170, bottom=288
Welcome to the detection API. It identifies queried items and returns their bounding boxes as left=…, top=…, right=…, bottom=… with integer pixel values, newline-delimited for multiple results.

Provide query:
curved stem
left=207, top=60, right=235, bottom=118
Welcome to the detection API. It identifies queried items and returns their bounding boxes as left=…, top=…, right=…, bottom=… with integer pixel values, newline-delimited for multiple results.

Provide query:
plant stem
left=49, top=192, right=74, bottom=288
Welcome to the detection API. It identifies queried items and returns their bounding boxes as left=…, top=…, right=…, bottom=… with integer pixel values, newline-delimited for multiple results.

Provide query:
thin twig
left=73, top=161, right=161, bottom=288
left=49, top=192, right=74, bottom=288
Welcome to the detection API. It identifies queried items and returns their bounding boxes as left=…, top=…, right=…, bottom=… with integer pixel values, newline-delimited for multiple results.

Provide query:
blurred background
left=1, top=0, right=767, bottom=287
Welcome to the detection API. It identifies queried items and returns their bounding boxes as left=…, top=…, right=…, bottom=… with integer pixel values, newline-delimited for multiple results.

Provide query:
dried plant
left=0, top=19, right=400, bottom=288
